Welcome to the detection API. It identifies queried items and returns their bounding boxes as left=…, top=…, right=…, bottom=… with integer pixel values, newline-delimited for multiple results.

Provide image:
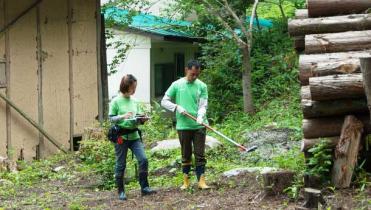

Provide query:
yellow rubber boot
left=180, top=174, right=190, bottom=190
left=198, top=175, right=210, bottom=189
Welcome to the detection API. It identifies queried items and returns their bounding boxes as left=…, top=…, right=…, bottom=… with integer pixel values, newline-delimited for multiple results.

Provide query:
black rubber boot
left=195, top=165, right=205, bottom=181
left=139, top=172, right=156, bottom=196
left=116, top=176, right=127, bottom=200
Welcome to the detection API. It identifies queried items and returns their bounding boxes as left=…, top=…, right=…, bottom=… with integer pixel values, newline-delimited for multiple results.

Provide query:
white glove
left=176, top=105, right=186, bottom=115
left=196, top=115, right=204, bottom=124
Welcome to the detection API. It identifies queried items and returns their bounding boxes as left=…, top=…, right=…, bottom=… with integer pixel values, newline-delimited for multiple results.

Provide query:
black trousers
left=177, top=128, right=207, bottom=171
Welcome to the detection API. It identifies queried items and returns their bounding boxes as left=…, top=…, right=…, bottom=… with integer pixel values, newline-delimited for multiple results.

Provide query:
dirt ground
left=1, top=171, right=370, bottom=210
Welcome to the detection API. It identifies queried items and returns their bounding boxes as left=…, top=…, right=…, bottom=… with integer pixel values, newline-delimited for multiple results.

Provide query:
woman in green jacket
left=109, top=74, right=156, bottom=200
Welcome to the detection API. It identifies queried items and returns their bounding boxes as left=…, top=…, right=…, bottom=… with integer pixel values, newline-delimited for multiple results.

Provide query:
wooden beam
left=96, top=0, right=103, bottom=123
left=67, top=0, right=74, bottom=152
left=4, top=0, right=11, bottom=158
left=301, top=137, right=339, bottom=152
left=309, top=74, right=364, bottom=101
left=289, top=14, right=371, bottom=37
left=360, top=57, right=371, bottom=124
left=0, top=92, right=66, bottom=153
left=299, top=51, right=371, bottom=85
left=305, top=30, right=371, bottom=54
left=331, top=115, right=363, bottom=188
left=307, top=0, right=371, bottom=17
left=302, top=115, right=370, bottom=139
left=302, top=98, right=368, bottom=118
left=0, top=0, right=42, bottom=34
left=36, top=4, right=44, bottom=159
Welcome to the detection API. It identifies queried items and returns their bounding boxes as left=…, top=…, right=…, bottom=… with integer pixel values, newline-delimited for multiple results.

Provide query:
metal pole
left=183, top=112, right=257, bottom=152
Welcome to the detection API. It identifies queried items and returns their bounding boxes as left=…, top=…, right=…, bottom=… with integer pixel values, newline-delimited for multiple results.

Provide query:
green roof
left=103, top=7, right=273, bottom=39
left=104, top=7, right=195, bottom=38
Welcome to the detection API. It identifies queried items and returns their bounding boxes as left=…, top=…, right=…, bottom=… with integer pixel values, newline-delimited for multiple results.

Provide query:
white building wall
left=107, top=29, right=152, bottom=103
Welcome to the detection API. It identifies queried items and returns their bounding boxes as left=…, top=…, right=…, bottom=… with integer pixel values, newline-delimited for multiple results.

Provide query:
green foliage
left=78, top=140, right=116, bottom=189
left=306, top=140, right=333, bottom=182
left=105, top=29, right=131, bottom=75
left=140, top=102, right=176, bottom=145
left=213, top=92, right=302, bottom=142
left=0, top=153, right=76, bottom=198
left=253, top=0, right=306, bottom=20
left=199, top=23, right=298, bottom=121
left=198, top=39, right=243, bottom=120
left=284, top=174, right=304, bottom=200
left=354, top=160, right=371, bottom=192
left=250, top=24, right=298, bottom=104
left=68, top=202, right=88, bottom=210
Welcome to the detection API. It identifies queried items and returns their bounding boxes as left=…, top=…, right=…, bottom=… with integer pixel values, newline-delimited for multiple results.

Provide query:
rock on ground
left=243, top=128, right=300, bottom=159
left=150, top=136, right=222, bottom=152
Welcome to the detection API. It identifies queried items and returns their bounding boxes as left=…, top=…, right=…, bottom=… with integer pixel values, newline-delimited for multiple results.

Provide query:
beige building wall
left=0, top=0, right=100, bottom=160
left=40, top=0, right=70, bottom=157
left=8, top=1, right=39, bottom=160
left=72, top=0, right=99, bottom=136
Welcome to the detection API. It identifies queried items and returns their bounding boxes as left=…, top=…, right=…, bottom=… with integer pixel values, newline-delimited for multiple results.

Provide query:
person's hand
left=121, top=112, right=133, bottom=119
left=176, top=105, right=187, bottom=115
left=196, top=115, right=203, bottom=124
left=136, top=115, right=149, bottom=124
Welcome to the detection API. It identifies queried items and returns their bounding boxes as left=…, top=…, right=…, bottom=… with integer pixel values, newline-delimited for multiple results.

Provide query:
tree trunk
left=300, top=58, right=360, bottom=85
left=301, top=136, right=340, bottom=151
left=262, top=170, right=295, bottom=196
left=305, top=30, right=371, bottom=54
left=242, top=46, right=254, bottom=113
left=294, top=36, right=305, bottom=52
left=289, top=14, right=371, bottom=36
left=300, top=50, right=371, bottom=66
left=302, top=115, right=370, bottom=139
left=309, top=74, right=364, bottom=101
left=295, top=9, right=308, bottom=19
left=299, top=51, right=371, bottom=85
left=302, top=98, right=368, bottom=118
left=307, top=0, right=371, bottom=17
left=303, top=188, right=325, bottom=208
left=360, top=57, right=371, bottom=124
left=331, top=115, right=363, bottom=188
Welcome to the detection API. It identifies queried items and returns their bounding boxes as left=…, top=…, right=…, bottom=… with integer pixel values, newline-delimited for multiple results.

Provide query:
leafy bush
left=78, top=140, right=116, bottom=189
left=306, top=140, right=333, bottom=182
left=140, top=102, right=176, bottom=145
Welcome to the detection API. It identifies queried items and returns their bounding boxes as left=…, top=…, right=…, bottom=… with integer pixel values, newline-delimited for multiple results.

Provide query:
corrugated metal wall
left=0, top=0, right=100, bottom=160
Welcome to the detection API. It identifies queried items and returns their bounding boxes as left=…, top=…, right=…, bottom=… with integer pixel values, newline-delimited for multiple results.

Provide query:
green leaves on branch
left=306, top=140, right=333, bottom=182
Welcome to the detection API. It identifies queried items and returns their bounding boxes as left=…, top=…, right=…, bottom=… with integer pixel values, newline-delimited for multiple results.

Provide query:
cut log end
left=262, top=171, right=295, bottom=196
left=303, top=188, right=325, bottom=209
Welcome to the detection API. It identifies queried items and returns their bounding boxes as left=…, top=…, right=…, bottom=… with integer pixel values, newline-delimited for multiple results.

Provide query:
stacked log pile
left=288, top=0, right=371, bottom=190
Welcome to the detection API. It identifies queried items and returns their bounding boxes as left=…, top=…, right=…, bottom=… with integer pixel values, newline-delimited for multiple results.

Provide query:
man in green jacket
left=161, top=59, right=210, bottom=190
